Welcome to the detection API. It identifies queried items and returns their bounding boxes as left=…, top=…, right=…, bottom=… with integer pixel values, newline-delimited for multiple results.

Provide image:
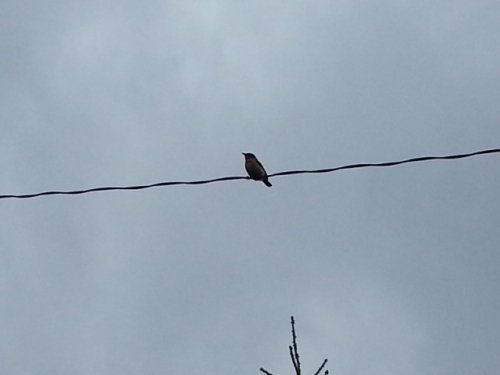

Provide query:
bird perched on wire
left=242, top=153, right=272, bottom=187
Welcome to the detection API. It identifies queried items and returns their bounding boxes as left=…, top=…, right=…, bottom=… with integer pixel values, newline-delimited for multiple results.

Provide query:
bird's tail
left=263, top=178, right=272, bottom=187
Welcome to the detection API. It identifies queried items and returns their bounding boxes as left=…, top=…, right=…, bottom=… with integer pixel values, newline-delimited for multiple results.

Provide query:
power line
left=269, top=148, right=500, bottom=177
left=1, top=148, right=499, bottom=200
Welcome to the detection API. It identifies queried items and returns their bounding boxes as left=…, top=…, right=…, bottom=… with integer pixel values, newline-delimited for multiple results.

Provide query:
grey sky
left=1, top=1, right=500, bottom=374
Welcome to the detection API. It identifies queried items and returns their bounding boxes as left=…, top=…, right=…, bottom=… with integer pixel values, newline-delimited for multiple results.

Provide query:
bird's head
left=242, top=152, right=256, bottom=160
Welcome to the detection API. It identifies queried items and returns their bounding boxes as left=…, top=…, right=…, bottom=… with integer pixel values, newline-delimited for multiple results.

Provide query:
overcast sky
left=1, top=1, right=500, bottom=374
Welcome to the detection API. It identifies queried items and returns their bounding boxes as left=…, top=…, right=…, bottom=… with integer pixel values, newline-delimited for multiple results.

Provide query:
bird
left=242, top=153, right=272, bottom=187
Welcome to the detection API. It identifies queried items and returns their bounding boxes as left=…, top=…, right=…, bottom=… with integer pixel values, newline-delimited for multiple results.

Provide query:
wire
left=268, top=148, right=500, bottom=177
left=1, top=148, right=499, bottom=200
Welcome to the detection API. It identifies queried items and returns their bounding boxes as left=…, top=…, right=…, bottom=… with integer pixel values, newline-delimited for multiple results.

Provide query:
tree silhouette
left=260, top=316, right=329, bottom=375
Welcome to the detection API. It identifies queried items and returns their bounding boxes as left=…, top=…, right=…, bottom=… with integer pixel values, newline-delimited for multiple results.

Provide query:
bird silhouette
left=242, top=153, right=272, bottom=187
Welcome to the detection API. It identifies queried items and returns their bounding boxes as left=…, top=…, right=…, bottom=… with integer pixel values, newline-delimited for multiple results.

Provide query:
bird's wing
left=255, top=159, right=267, bottom=174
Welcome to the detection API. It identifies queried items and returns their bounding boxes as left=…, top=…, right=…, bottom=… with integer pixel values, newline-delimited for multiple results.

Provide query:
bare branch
left=313, top=359, right=328, bottom=375
left=260, top=368, right=274, bottom=375
left=259, top=316, right=329, bottom=375
left=289, top=345, right=299, bottom=374
left=290, top=316, right=301, bottom=375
